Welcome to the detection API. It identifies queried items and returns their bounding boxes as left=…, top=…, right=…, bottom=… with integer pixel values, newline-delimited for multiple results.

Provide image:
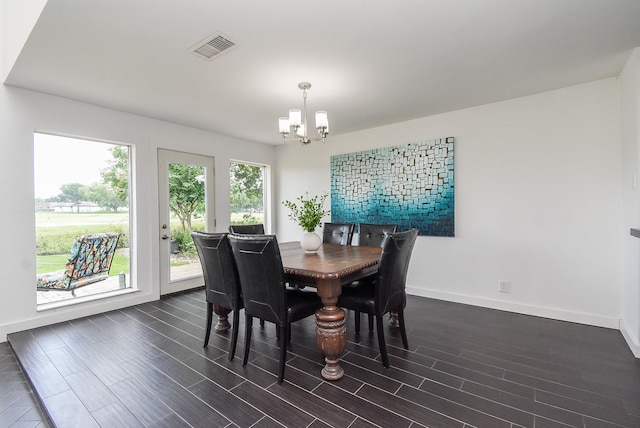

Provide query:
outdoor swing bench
left=36, top=232, right=120, bottom=296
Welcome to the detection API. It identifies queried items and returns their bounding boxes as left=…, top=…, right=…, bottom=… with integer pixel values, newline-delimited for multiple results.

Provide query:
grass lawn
left=36, top=211, right=129, bottom=236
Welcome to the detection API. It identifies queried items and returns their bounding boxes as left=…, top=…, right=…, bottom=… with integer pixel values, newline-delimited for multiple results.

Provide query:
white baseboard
left=0, top=288, right=153, bottom=343
left=620, top=318, right=640, bottom=358
left=405, top=287, right=620, bottom=329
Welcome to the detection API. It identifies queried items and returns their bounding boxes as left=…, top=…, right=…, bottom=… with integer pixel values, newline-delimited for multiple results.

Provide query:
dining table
left=279, top=241, right=382, bottom=380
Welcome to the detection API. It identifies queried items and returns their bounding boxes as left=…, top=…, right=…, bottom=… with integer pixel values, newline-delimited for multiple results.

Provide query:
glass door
left=158, top=149, right=215, bottom=295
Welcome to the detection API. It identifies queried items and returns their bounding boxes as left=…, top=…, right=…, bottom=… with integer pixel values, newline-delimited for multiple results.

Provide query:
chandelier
left=278, top=82, right=329, bottom=145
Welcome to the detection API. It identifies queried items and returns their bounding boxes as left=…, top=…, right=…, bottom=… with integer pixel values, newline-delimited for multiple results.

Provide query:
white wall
left=0, top=85, right=275, bottom=341
left=276, top=78, right=622, bottom=329
left=620, top=48, right=640, bottom=357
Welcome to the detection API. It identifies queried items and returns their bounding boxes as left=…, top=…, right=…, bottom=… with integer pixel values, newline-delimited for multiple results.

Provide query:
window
left=230, top=162, right=266, bottom=227
left=34, top=133, right=131, bottom=305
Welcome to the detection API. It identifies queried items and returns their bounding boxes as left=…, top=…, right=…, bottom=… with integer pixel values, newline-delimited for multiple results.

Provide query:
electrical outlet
left=499, top=280, right=511, bottom=293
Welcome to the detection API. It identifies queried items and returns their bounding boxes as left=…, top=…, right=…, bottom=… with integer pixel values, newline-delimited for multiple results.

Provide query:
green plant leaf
left=282, top=192, right=330, bottom=232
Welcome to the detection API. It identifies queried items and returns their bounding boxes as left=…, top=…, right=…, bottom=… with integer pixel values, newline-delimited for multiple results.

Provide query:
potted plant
left=282, top=192, right=330, bottom=252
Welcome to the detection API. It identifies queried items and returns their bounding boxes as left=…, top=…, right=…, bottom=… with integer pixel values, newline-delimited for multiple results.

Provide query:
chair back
left=358, top=223, right=398, bottom=247
left=64, top=233, right=120, bottom=286
left=228, top=224, right=265, bottom=234
left=228, top=234, right=287, bottom=325
left=375, top=229, right=418, bottom=314
left=191, top=232, right=242, bottom=311
left=322, top=222, right=355, bottom=245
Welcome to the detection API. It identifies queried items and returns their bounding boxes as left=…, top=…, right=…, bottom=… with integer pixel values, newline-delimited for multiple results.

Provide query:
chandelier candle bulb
left=289, top=109, right=302, bottom=126
left=279, top=117, right=290, bottom=134
left=316, top=111, right=328, bottom=130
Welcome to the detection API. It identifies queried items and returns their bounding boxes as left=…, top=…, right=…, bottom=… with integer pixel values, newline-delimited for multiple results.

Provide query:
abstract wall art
left=330, top=137, right=454, bottom=236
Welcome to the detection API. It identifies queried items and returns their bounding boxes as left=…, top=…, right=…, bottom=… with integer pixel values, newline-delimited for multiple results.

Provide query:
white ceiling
left=6, top=0, right=640, bottom=145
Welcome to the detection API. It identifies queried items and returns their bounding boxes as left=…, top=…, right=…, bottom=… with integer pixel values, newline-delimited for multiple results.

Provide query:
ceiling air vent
left=189, top=33, right=236, bottom=60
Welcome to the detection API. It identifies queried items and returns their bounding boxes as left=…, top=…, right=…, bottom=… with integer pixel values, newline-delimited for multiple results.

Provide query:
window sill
left=36, top=287, right=140, bottom=312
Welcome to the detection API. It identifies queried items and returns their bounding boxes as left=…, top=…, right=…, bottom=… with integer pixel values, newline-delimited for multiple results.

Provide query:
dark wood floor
left=0, top=342, right=50, bottom=427
left=5, top=289, right=640, bottom=428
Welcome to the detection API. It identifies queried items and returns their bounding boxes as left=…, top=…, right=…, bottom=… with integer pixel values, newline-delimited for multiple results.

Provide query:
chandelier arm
left=282, top=135, right=325, bottom=144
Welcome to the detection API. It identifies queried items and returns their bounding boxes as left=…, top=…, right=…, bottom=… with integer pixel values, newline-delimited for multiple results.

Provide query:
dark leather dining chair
left=338, top=228, right=418, bottom=368
left=228, top=224, right=265, bottom=234
left=355, top=223, right=398, bottom=330
left=228, top=233, right=323, bottom=383
left=358, top=223, right=398, bottom=247
left=227, top=223, right=266, bottom=325
left=322, top=222, right=355, bottom=245
left=191, top=232, right=243, bottom=360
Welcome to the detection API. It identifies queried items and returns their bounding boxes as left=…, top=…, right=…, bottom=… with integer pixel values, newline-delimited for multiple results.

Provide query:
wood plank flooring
left=5, top=289, right=640, bottom=427
left=0, top=342, right=50, bottom=427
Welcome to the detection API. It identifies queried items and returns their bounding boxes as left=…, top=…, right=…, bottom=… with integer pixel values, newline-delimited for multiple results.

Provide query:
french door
left=158, top=149, right=215, bottom=295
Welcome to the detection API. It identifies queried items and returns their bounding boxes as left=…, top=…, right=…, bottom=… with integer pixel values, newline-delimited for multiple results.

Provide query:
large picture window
left=230, top=161, right=266, bottom=228
left=34, top=133, right=131, bottom=306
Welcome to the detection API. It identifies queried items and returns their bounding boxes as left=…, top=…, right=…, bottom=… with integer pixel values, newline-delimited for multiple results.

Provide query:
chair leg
left=242, top=316, right=253, bottom=367
left=376, top=315, right=389, bottom=368
left=368, top=314, right=374, bottom=331
left=228, top=309, right=240, bottom=360
left=260, top=318, right=265, bottom=327
left=277, top=323, right=288, bottom=384
left=354, top=311, right=361, bottom=333
left=204, top=302, right=213, bottom=347
left=398, top=309, right=409, bottom=349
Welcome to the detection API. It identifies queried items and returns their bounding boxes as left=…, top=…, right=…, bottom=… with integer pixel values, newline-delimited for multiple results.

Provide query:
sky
left=33, top=133, right=116, bottom=199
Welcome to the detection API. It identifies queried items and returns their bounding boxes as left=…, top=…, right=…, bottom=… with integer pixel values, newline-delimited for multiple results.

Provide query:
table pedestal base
left=213, top=304, right=231, bottom=331
left=389, top=311, right=399, bottom=327
left=316, top=306, right=346, bottom=380
left=280, top=241, right=383, bottom=381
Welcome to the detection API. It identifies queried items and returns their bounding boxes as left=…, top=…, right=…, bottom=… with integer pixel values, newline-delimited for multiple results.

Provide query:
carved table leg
left=213, top=304, right=231, bottom=331
left=315, top=280, right=346, bottom=380
left=388, top=310, right=400, bottom=327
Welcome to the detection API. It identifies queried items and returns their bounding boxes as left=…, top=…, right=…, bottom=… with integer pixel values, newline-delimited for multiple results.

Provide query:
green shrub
left=36, top=232, right=77, bottom=255
left=35, top=212, right=129, bottom=256
left=110, top=225, right=129, bottom=248
left=36, top=229, right=129, bottom=256
left=231, top=213, right=261, bottom=225
left=170, top=229, right=197, bottom=257
left=36, top=252, right=130, bottom=275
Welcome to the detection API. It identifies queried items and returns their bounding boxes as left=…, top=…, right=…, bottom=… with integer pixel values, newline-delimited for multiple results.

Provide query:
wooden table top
left=279, top=242, right=382, bottom=281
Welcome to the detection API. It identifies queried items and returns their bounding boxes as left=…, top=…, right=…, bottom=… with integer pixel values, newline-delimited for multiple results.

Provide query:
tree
left=57, top=183, right=84, bottom=211
left=80, top=183, right=122, bottom=211
left=101, top=147, right=205, bottom=230
left=101, top=146, right=129, bottom=203
left=230, top=163, right=263, bottom=212
left=168, top=163, right=205, bottom=231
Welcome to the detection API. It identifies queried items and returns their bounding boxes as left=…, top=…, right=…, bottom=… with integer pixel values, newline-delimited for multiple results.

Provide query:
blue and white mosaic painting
left=330, top=137, right=454, bottom=237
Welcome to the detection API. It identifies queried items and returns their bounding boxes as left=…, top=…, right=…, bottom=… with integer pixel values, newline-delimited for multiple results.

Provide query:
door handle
left=161, top=234, right=169, bottom=240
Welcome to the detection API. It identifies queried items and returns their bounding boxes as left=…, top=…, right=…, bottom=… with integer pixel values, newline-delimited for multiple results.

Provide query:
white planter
left=300, top=231, right=322, bottom=252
